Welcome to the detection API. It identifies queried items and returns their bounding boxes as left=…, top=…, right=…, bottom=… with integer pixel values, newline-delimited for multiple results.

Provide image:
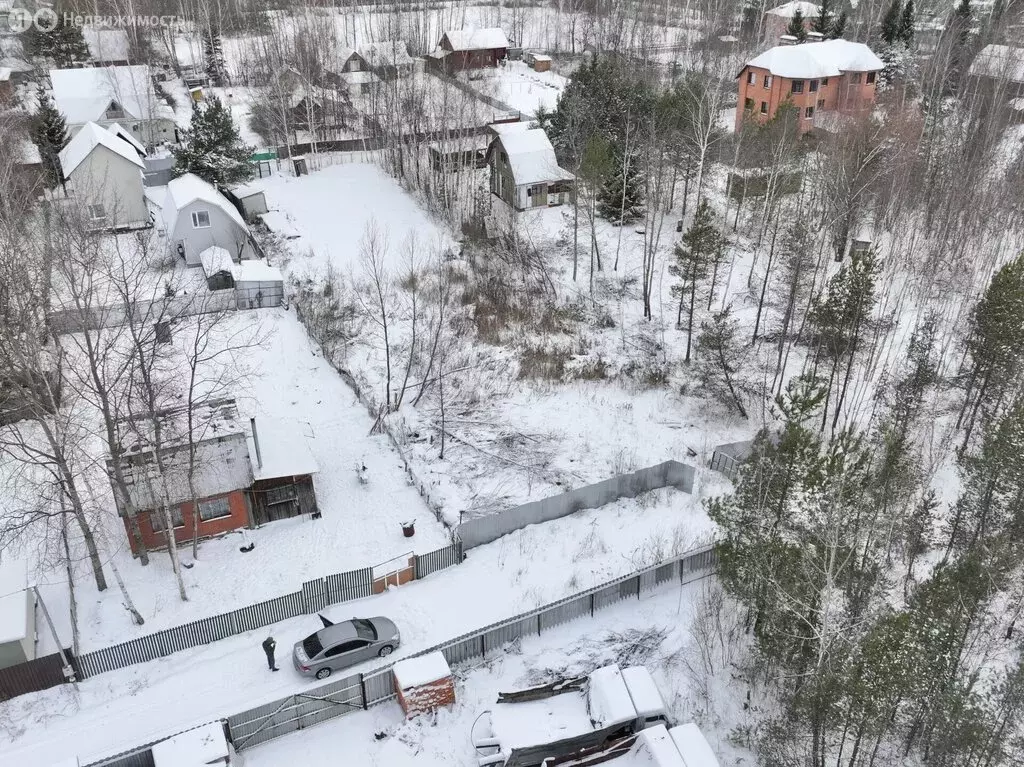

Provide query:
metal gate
left=227, top=672, right=364, bottom=750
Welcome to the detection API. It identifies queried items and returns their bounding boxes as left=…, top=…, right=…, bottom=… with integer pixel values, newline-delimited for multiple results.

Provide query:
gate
left=0, top=650, right=73, bottom=701
left=226, top=672, right=364, bottom=750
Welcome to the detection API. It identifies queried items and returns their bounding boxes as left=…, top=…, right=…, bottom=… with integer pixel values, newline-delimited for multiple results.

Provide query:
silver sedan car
left=293, top=617, right=400, bottom=679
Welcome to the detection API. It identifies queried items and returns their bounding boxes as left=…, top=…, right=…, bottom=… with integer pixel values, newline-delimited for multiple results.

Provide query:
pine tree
left=880, top=0, right=903, bottom=45
left=696, top=306, right=748, bottom=417
left=26, top=13, right=90, bottom=68
left=172, top=96, right=255, bottom=187
left=813, top=0, right=834, bottom=36
left=30, top=84, right=69, bottom=191
left=672, top=200, right=725, bottom=362
left=898, top=0, right=916, bottom=44
left=831, top=11, right=848, bottom=39
left=596, top=151, right=645, bottom=224
left=203, top=25, right=228, bottom=87
left=787, top=9, right=809, bottom=41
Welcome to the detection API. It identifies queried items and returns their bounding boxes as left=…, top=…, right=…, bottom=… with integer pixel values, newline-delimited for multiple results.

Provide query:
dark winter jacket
left=262, top=637, right=276, bottom=655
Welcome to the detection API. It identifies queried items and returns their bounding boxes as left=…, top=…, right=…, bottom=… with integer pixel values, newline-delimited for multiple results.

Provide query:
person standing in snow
left=262, top=635, right=279, bottom=671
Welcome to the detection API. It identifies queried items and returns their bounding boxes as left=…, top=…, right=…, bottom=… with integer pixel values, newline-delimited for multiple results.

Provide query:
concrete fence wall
left=456, top=460, right=696, bottom=549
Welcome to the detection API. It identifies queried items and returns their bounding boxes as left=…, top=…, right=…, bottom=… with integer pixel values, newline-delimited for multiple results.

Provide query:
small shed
left=151, top=721, right=237, bottom=766
left=0, top=558, right=35, bottom=670
left=524, top=52, right=551, bottom=72
left=227, top=182, right=269, bottom=221
left=199, top=246, right=235, bottom=291
left=392, top=651, right=455, bottom=718
left=247, top=417, right=318, bottom=524
left=428, top=135, right=490, bottom=171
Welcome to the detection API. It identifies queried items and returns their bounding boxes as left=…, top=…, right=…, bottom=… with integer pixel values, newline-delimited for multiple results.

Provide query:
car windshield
left=302, top=633, right=324, bottom=658
left=351, top=618, right=378, bottom=641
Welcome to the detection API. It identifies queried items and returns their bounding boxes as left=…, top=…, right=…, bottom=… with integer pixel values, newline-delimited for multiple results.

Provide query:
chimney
left=806, top=31, right=824, bottom=42
left=250, top=417, right=263, bottom=469
left=779, top=34, right=799, bottom=46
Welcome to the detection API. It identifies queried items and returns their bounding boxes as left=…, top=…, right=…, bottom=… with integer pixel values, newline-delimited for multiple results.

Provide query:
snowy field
left=0, top=488, right=713, bottom=766
left=467, top=61, right=568, bottom=117
left=240, top=578, right=750, bottom=767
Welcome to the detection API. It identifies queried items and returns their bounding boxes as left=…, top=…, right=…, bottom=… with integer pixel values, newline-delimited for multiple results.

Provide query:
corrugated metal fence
left=84, top=544, right=715, bottom=766
left=708, top=451, right=741, bottom=482
left=0, top=649, right=74, bottom=702
left=76, top=540, right=462, bottom=679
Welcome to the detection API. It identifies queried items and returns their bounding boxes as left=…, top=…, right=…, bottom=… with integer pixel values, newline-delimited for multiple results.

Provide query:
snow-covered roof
left=247, top=417, right=317, bottom=481
left=234, top=260, right=284, bottom=283
left=50, top=65, right=172, bottom=125
left=969, top=44, right=1024, bottom=84
left=669, top=723, right=721, bottom=767
left=627, top=725, right=687, bottom=767
left=490, top=690, right=594, bottom=752
left=588, top=664, right=638, bottom=730
left=0, top=557, right=30, bottom=645
left=162, top=173, right=248, bottom=235
left=442, top=27, right=509, bottom=51
left=107, top=123, right=146, bottom=156
left=621, top=667, right=668, bottom=720
left=82, top=27, right=131, bottom=63
left=363, top=40, right=415, bottom=69
left=493, top=125, right=574, bottom=186
left=59, top=121, right=145, bottom=176
left=765, top=1, right=821, bottom=17
left=229, top=181, right=265, bottom=199
left=151, top=722, right=230, bottom=766
left=744, top=39, right=884, bottom=79
left=392, top=651, right=451, bottom=690
left=0, top=67, right=11, bottom=82
left=199, top=246, right=235, bottom=277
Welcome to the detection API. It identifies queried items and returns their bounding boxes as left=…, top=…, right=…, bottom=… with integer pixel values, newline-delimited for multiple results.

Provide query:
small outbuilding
left=487, top=122, right=575, bottom=211
left=392, top=651, right=455, bottom=718
left=0, top=558, right=35, bottom=670
left=226, top=182, right=269, bottom=221
left=233, top=260, right=285, bottom=309
left=151, top=721, right=238, bottom=766
left=247, top=416, right=318, bottom=524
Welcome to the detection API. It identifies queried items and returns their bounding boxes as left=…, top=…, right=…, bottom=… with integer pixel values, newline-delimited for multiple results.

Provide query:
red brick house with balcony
left=108, top=399, right=318, bottom=555
left=736, top=39, right=884, bottom=134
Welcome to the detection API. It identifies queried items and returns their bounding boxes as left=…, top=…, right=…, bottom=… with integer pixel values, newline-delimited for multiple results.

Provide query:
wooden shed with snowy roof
left=486, top=123, right=574, bottom=210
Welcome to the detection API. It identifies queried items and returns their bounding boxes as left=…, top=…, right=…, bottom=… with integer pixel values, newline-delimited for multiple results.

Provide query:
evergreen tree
left=787, top=9, right=809, bottom=41
left=203, top=25, right=228, bottom=87
left=172, top=96, right=255, bottom=187
left=26, top=12, right=90, bottom=68
left=695, top=306, right=748, bottom=417
left=813, top=0, right=834, bottom=36
left=880, top=0, right=903, bottom=45
left=671, top=200, right=725, bottom=362
left=596, top=151, right=645, bottom=224
left=832, top=11, right=848, bottom=39
left=30, top=84, right=69, bottom=191
left=898, top=0, right=916, bottom=44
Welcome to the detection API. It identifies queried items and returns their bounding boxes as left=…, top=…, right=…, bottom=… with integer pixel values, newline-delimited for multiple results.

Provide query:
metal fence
left=456, top=460, right=696, bottom=549
left=73, top=540, right=461, bottom=680
left=0, top=649, right=73, bottom=702
left=708, top=450, right=741, bottom=482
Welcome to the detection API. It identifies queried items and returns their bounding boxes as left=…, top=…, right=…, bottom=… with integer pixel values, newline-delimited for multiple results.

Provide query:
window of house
left=500, top=151, right=507, bottom=165
left=746, top=71, right=755, bottom=85
left=199, top=497, right=232, bottom=521
left=822, top=78, right=829, bottom=86
left=744, top=97, right=754, bottom=110
left=805, top=106, right=815, bottom=119
left=791, top=80, right=804, bottom=94
left=87, top=204, right=106, bottom=220
left=850, top=73, right=862, bottom=84
left=817, top=98, right=825, bottom=109
left=866, top=72, right=876, bottom=84
left=191, top=210, right=211, bottom=228
left=104, top=101, right=125, bottom=119
left=763, top=75, right=772, bottom=88
left=265, top=485, right=298, bottom=506
left=150, top=507, right=185, bottom=532
left=760, top=101, right=768, bottom=114
left=809, top=80, right=818, bottom=92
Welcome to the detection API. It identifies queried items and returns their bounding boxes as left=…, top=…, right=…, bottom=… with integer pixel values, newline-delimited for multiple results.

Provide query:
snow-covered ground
left=0, top=487, right=712, bottom=766
left=238, top=577, right=749, bottom=767
left=466, top=61, right=568, bottom=118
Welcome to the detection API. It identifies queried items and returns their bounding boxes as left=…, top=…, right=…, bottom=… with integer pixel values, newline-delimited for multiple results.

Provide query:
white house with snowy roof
left=161, top=173, right=257, bottom=266
left=486, top=123, right=575, bottom=211
left=736, top=38, right=884, bottom=133
left=58, top=121, right=148, bottom=229
left=49, top=65, right=176, bottom=147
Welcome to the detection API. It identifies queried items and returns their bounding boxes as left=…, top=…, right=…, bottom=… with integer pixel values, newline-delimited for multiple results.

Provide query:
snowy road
left=0, top=490, right=710, bottom=766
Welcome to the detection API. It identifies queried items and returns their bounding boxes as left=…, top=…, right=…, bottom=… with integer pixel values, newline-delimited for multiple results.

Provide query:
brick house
left=486, top=123, right=575, bottom=211
left=736, top=38, right=884, bottom=134
left=108, top=399, right=318, bottom=554
left=763, top=1, right=820, bottom=42
left=430, top=28, right=509, bottom=73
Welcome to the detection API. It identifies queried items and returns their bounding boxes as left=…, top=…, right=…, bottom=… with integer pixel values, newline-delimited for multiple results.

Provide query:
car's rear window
left=352, top=618, right=378, bottom=641
left=303, top=633, right=323, bottom=657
